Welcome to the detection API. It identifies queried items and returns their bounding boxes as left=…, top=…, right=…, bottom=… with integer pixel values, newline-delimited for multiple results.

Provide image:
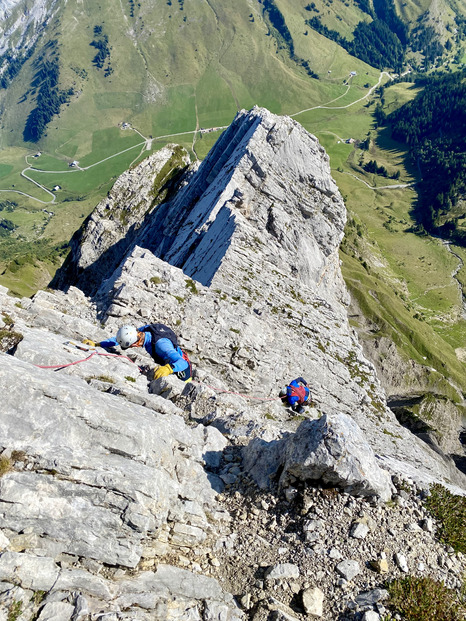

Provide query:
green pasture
left=94, top=92, right=143, bottom=110
left=79, top=127, right=143, bottom=167
left=0, top=260, right=55, bottom=298
left=0, top=164, right=13, bottom=180
left=151, top=86, right=197, bottom=137
left=26, top=143, right=144, bottom=194
left=381, top=83, right=422, bottom=115
left=371, top=128, right=418, bottom=180
left=195, top=66, right=238, bottom=129
left=294, top=98, right=375, bottom=139
left=394, top=0, right=432, bottom=23
left=41, top=197, right=97, bottom=244
left=0, top=206, right=48, bottom=233
left=0, top=178, right=53, bottom=204
left=342, top=252, right=466, bottom=395
left=27, top=153, right=72, bottom=172
left=319, top=137, right=354, bottom=170
left=0, top=147, right=29, bottom=178
left=336, top=160, right=466, bottom=357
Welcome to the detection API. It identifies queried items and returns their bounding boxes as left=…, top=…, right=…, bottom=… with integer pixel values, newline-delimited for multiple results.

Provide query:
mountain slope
left=0, top=106, right=464, bottom=620
left=54, top=106, right=466, bottom=489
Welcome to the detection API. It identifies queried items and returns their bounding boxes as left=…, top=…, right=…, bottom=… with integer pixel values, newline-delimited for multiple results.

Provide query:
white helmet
left=116, top=325, right=138, bottom=349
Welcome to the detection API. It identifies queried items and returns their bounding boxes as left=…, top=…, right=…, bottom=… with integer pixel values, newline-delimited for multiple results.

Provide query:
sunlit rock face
left=0, top=0, right=59, bottom=56
left=0, top=107, right=464, bottom=620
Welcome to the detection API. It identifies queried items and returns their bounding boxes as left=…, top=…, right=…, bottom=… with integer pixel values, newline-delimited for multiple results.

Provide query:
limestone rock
left=279, top=414, right=394, bottom=500
left=336, top=560, right=361, bottom=581
left=355, top=589, right=388, bottom=607
left=0, top=107, right=465, bottom=619
left=350, top=522, right=370, bottom=539
left=243, top=413, right=395, bottom=501
left=53, top=145, right=191, bottom=293
left=37, top=601, right=75, bottom=621
left=302, top=586, right=324, bottom=617
left=369, top=558, right=389, bottom=574
left=394, top=552, right=409, bottom=573
left=265, top=563, right=300, bottom=581
left=52, top=106, right=465, bottom=494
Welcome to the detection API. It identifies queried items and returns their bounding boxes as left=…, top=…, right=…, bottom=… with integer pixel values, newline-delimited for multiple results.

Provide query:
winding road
left=0, top=70, right=396, bottom=205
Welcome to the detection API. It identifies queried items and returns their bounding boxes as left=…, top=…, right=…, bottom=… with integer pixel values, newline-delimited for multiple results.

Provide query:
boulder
left=279, top=414, right=394, bottom=501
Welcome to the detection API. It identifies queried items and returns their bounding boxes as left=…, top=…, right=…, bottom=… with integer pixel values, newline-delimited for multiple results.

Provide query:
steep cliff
left=0, top=108, right=464, bottom=620
left=56, top=106, right=465, bottom=489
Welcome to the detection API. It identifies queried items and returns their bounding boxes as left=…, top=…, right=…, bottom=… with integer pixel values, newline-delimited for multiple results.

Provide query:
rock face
left=52, top=145, right=191, bottom=293
left=0, top=107, right=465, bottom=619
left=242, top=414, right=394, bottom=501
left=0, top=0, right=58, bottom=56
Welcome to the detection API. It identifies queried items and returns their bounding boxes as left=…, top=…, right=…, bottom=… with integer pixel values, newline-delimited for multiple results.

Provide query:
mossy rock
left=0, top=329, right=23, bottom=353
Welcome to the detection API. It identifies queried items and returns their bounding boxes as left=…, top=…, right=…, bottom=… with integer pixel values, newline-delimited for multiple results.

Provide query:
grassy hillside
left=0, top=0, right=381, bottom=293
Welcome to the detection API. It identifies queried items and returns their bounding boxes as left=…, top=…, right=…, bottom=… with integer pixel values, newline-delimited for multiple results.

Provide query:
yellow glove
left=153, top=364, right=173, bottom=380
left=82, top=339, right=97, bottom=347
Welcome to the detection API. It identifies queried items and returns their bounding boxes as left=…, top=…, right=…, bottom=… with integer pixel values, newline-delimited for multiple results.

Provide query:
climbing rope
left=191, top=381, right=284, bottom=402
left=35, top=342, right=286, bottom=402
left=35, top=347, right=138, bottom=370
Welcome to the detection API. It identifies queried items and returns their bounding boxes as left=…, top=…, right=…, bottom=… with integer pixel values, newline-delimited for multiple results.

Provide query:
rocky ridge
left=0, top=107, right=465, bottom=620
left=0, top=0, right=59, bottom=59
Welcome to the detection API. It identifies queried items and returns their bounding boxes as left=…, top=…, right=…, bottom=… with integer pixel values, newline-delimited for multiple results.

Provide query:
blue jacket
left=286, top=377, right=310, bottom=408
left=100, top=325, right=189, bottom=374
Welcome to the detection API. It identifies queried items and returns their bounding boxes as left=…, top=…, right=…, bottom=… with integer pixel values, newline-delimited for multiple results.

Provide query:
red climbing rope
left=35, top=350, right=137, bottom=370
left=35, top=343, right=286, bottom=403
left=191, top=381, right=285, bottom=402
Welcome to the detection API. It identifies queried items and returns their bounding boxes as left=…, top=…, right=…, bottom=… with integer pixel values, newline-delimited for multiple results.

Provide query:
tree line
left=386, top=71, right=466, bottom=244
left=363, top=160, right=400, bottom=179
left=23, top=49, right=73, bottom=142
left=0, top=47, right=34, bottom=89
left=307, top=15, right=404, bottom=70
left=306, top=0, right=450, bottom=72
left=260, top=0, right=319, bottom=78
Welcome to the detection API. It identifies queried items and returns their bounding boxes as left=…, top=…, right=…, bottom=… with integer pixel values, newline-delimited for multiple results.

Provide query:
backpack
left=289, top=384, right=307, bottom=405
left=140, top=323, right=179, bottom=365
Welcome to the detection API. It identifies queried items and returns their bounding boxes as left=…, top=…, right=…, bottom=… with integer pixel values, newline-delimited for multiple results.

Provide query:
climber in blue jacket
left=279, top=377, right=310, bottom=414
left=83, top=323, right=191, bottom=381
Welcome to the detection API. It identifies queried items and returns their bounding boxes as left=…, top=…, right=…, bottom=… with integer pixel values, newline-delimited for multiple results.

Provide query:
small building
left=121, top=122, right=131, bottom=129
left=350, top=71, right=357, bottom=76
left=34, top=152, right=41, bottom=158
left=69, top=160, right=79, bottom=167
left=53, top=185, right=61, bottom=191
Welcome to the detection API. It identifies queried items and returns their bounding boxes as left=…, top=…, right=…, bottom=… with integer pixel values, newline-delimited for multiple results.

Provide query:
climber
left=83, top=323, right=192, bottom=382
left=279, top=377, right=310, bottom=414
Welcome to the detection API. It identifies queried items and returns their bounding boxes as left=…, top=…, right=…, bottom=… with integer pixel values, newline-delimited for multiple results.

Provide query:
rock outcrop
left=0, top=107, right=465, bottom=620
left=52, top=145, right=191, bottom=293
left=243, top=414, right=394, bottom=501
left=0, top=0, right=59, bottom=57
